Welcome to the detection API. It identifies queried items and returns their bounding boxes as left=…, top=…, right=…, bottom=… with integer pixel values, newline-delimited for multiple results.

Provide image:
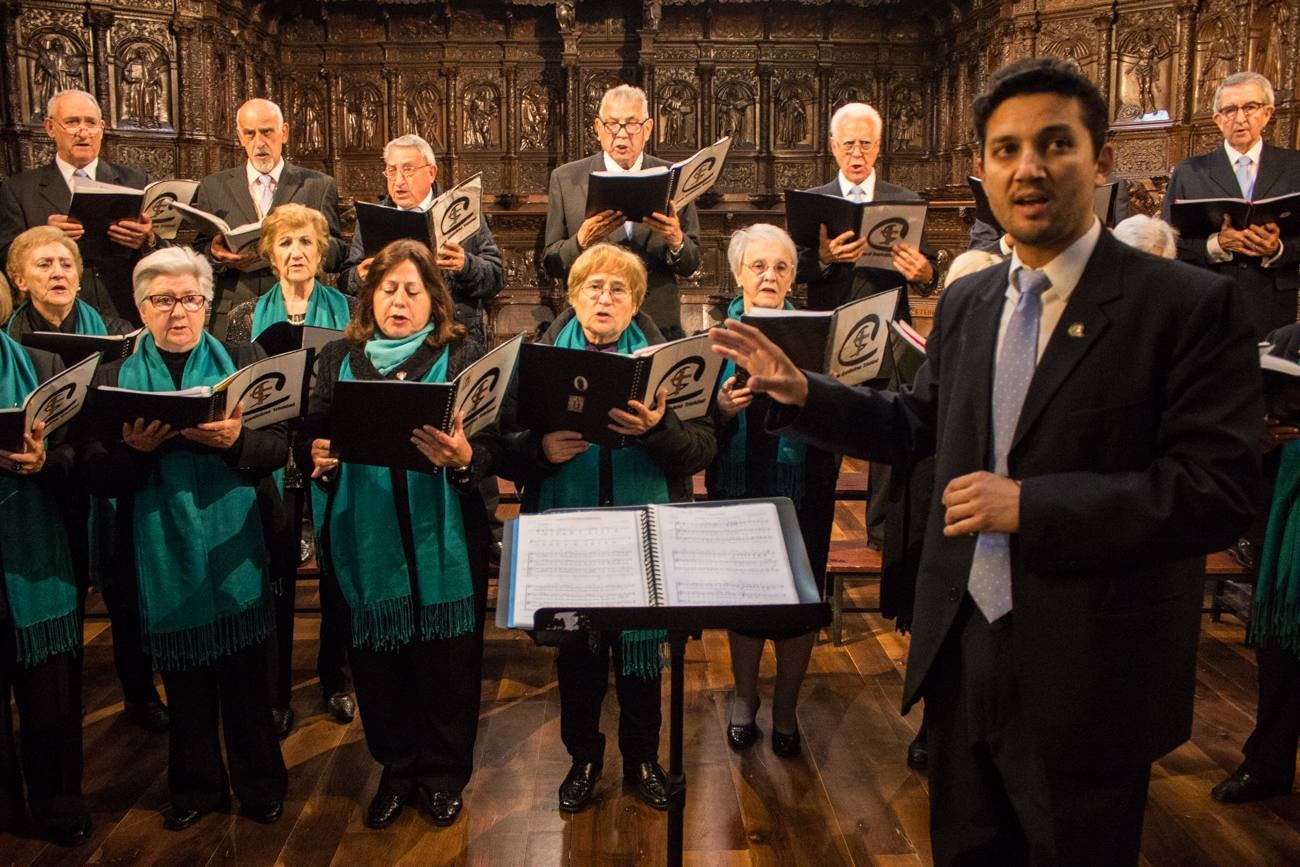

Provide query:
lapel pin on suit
left=1068, top=322, right=1086, bottom=338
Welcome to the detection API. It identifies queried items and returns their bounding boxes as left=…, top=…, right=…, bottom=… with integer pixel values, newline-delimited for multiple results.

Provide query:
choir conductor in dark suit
left=543, top=84, right=701, bottom=340
left=191, top=98, right=345, bottom=338
left=712, top=57, right=1263, bottom=866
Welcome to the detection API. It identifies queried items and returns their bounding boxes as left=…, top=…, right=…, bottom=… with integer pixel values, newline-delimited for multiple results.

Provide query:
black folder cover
left=515, top=343, right=655, bottom=449
left=783, top=189, right=865, bottom=250
left=91, top=388, right=219, bottom=432
left=330, top=379, right=456, bottom=473
left=21, top=330, right=139, bottom=365
left=739, top=313, right=831, bottom=374
left=584, top=172, right=673, bottom=223
left=1168, top=191, right=1300, bottom=239
left=68, top=190, right=143, bottom=258
left=353, top=201, right=431, bottom=256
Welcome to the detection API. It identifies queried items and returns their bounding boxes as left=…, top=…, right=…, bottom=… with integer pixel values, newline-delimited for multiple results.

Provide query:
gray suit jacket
left=542, top=153, right=701, bottom=336
left=191, top=161, right=345, bottom=338
left=0, top=161, right=158, bottom=325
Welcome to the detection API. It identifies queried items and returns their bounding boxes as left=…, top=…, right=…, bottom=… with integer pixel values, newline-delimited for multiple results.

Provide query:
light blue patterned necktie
left=848, top=185, right=866, bottom=203
left=1235, top=155, right=1254, bottom=199
left=967, top=267, right=1051, bottom=623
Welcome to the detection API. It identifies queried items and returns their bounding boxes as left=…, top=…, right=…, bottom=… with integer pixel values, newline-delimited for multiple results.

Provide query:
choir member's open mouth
left=1012, top=190, right=1050, bottom=217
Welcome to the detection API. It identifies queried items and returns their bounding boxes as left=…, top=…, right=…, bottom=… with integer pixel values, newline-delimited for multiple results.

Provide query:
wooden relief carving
left=1196, top=17, right=1236, bottom=114
left=462, top=81, right=501, bottom=150
left=656, top=80, right=697, bottom=149
left=890, top=86, right=925, bottom=152
left=29, top=31, right=88, bottom=120
left=581, top=70, right=621, bottom=155
left=715, top=80, right=757, bottom=149
left=1116, top=24, right=1174, bottom=122
left=116, top=42, right=171, bottom=129
left=518, top=80, right=555, bottom=152
left=343, top=84, right=383, bottom=153
left=773, top=80, right=813, bottom=149
left=402, top=82, right=444, bottom=150
left=830, top=80, right=873, bottom=113
left=1250, top=1, right=1291, bottom=91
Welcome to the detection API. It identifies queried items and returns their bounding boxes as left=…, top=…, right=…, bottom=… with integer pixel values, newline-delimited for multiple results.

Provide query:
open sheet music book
left=354, top=173, right=484, bottom=255
left=21, top=327, right=144, bottom=366
left=784, top=190, right=927, bottom=273
left=585, top=137, right=731, bottom=222
left=740, top=289, right=899, bottom=386
left=68, top=178, right=199, bottom=256
left=1168, top=190, right=1300, bottom=239
left=0, top=354, right=99, bottom=451
left=170, top=201, right=263, bottom=252
left=502, top=501, right=799, bottom=629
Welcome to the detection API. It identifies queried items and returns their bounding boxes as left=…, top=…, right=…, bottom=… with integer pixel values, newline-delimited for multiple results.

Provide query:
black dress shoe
left=771, top=728, right=802, bottom=758
left=125, top=699, right=170, bottom=733
left=1211, top=770, right=1292, bottom=803
left=272, top=707, right=294, bottom=740
left=366, top=789, right=409, bottom=829
left=324, top=692, right=356, bottom=724
left=45, top=815, right=91, bottom=847
left=906, top=732, right=928, bottom=771
left=558, top=761, right=602, bottom=813
left=165, top=806, right=210, bottom=832
left=727, top=721, right=760, bottom=751
left=427, top=791, right=463, bottom=827
left=240, top=800, right=283, bottom=824
left=626, top=761, right=670, bottom=811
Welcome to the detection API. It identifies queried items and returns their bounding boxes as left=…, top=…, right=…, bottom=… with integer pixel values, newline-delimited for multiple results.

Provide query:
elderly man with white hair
left=1112, top=214, right=1178, bottom=259
left=543, top=83, right=702, bottom=339
left=191, top=98, right=346, bottom=339
left=79, top=246, right=289, bottom=832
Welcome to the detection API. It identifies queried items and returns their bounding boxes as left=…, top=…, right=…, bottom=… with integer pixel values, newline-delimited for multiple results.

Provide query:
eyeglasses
left=382, top=164, right=430, bottom=180
left=599, top=119, right=647, bottom=135
left=836, top=140, right=876, bottom=155
left=50, top=117, right=104, bottom=135
left=146, top=294, right=207, bottom=312
left=1216, top=102, right=1266, bottom=118
left=745, top=260, right=793, bottom=278
left=579, top=283, right=631, bottom=301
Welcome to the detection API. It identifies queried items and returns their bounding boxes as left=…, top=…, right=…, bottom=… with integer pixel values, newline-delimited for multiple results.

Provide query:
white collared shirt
left=837, top=170, right=876, bottom=202
left=399, top=189, right=436, bottom=213
left=1207, top=137, right=1283, bottom=265
left=601, top=152, right=644, bottom=239
left=997, top=218, right=1102, bottom=362
left=246, top=160, right=286, bottom=217
left=56, top=155, right=99, bottom=193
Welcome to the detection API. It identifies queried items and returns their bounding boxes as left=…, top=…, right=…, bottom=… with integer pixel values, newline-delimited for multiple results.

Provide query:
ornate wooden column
left=1093, top=7, right=1115, bottom=107
left=503, top=60, right=519, bottom=198
left=757, top=60, right=773, bottom=194
left=87, top=8, right=113, bottom=114
left=1173, top=2, right=1196, bottom=124
left=1233, top=0, right=1250, bottom=67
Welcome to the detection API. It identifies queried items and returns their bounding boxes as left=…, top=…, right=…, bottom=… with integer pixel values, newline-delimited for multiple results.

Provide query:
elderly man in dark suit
left=712, top=57, right=1262, bottom=866
left=192, top=98, right=345, bottom=338
left=1164, top=71, right=1300, bottom=339
left=542, top=84, right=701, bottom=340
left=339, top=133, right=503, bottom=346
left=0, top=89, right=161, bottom=325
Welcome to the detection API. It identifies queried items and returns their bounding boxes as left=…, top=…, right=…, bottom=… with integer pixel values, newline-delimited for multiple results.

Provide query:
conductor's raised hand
left=181, top=401, right=244, bottom=450
left=716, top=374, right=753, bottom=419
left=644, top=202, right=684, bottom=250
left=610, top=387, right=667, bottom=436
left=541, top=430, right=589, bottom=464
left=310, top=437, right=340, bottom=478
left=0, top=420, right=48, bottom=476
left=818, top=225, right=867, bottom=266
left=941, top=471, right=1021, bottom=536
left=578, top=209, right=625, bottom=248
left=122, top=418, right=176, bottom=453
left=412, top=411, right=473, bottom=469
left=709, top=320, right=808, bottom=407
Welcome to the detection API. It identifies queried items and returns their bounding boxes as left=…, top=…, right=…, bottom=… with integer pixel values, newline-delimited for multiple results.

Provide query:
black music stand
left=505, top=498, right=830, bottom=867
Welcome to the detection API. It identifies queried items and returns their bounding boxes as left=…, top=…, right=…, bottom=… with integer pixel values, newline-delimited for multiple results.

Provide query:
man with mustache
left=191, top=98, right=346, bottom=338
left=712, top=57, right=1262, bottom=865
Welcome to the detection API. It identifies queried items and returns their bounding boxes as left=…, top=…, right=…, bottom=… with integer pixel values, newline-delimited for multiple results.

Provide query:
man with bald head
left=0, top=89, right=162, bottom=324
left=192, top=98, right=345, bottom=337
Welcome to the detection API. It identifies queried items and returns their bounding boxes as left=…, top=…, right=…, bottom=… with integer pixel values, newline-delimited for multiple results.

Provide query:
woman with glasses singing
left=707, top=224, right=837, bottom=758
left=497, top=243, right=715, bottom=814
left=79, top=248, right=287, bottom=832
left=226, top=203, right=357, bottom=739
left=305, top=239, right=496, bottom=831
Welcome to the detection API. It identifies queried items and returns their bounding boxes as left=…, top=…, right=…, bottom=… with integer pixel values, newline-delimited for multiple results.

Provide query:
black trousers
left=557, top=632, right=662, bottom=769
left=158, top=638, right=287, bottom=812
left=0, top=627, right=85, bottom=830
left=349, top=625, right=485, bottom=796
left=1241, top=643, right=1300, bottom=788
left=926, top=601, right=1151, bottom=867
left=98, top=571, right=160, bottom=705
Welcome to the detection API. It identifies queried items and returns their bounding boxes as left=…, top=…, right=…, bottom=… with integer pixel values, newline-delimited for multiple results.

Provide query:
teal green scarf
left=712, top=295, right=805, bottom=505
left=364, top=325, right=436, bottom=376
left=536, top=315, right=667, bottom=678
left=250, top=280, right=352, bottom=338
left=0, top=332, right=79, bottom=666
left=7, top=298, right=109, bottom=337
left=1251, top=440, right=1300, bottom=654
left=120, top=332, right=271, bottom=669
left=315, top=347, right=475, bottom=651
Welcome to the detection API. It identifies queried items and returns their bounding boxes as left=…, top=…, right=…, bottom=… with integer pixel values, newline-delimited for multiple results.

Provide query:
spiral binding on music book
left=617, top=359, right=651, bottom=450
left=641, top=506, right=666, bottom=606
left=439, top=385, right=458, bottom=435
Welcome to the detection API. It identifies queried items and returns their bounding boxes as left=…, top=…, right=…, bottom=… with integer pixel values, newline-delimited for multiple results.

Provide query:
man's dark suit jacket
left=543, top=152, right=702, bottom=337
left=191, top=161, right=346, bottom=339
left=338, top=191, right=503, bottom=342
left=793, top=176, right=939, bottom=317
left=0, top=161, right=157, bottom=325
left=774, top=229, right=1262, bottom=773
left=1163, top=142, right=1300, bottom=338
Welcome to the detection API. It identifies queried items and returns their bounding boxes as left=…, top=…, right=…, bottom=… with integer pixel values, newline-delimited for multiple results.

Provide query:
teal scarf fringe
left=1251, top=440, right=1300, bottom=654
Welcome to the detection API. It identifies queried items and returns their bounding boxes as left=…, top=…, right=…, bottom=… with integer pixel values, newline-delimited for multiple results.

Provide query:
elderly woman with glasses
left=226, top=203, right=357, bottom=738
left=78, top=247, right=288, bottom=832
left=707, top=224, right=838, bottom=758
left=305, top=239, right=496, bottom=831
left=497, top=242, right=715, bottom=814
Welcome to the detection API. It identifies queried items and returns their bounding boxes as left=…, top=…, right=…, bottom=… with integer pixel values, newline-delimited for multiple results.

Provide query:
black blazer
left=191, top=162, right=346, bottom=339
left=1163, top=142, right=1300, bottom=338
left=772, top=229, right=1263, bottom=773
left=793, top=176, right=940, bottom=316
left=0, top=161, right=158, bottom=325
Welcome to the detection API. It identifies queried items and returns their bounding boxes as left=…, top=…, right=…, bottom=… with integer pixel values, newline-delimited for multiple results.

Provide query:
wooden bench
left=1206, top=549, right=1251, bottom=622
left=825, top=539, right=883, bottom=646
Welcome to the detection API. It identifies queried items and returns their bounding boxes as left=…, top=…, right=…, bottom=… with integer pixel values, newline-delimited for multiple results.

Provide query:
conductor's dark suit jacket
left=1163, top=142, right=1300, bottom=338
left=793, top=176, right=940, bottom=318
left=191, top=162, right=346, bottom=339
left=773, top=229, right=1262, bottom=773
left=0, top=161, right=158, bottom=325
left=543, top=153, right=701, bottom=337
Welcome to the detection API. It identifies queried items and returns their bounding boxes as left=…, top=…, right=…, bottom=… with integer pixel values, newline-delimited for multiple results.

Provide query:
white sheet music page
left=510, top=510, right=651, bottom=627
left=652, top=502, right=799, bottom=606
